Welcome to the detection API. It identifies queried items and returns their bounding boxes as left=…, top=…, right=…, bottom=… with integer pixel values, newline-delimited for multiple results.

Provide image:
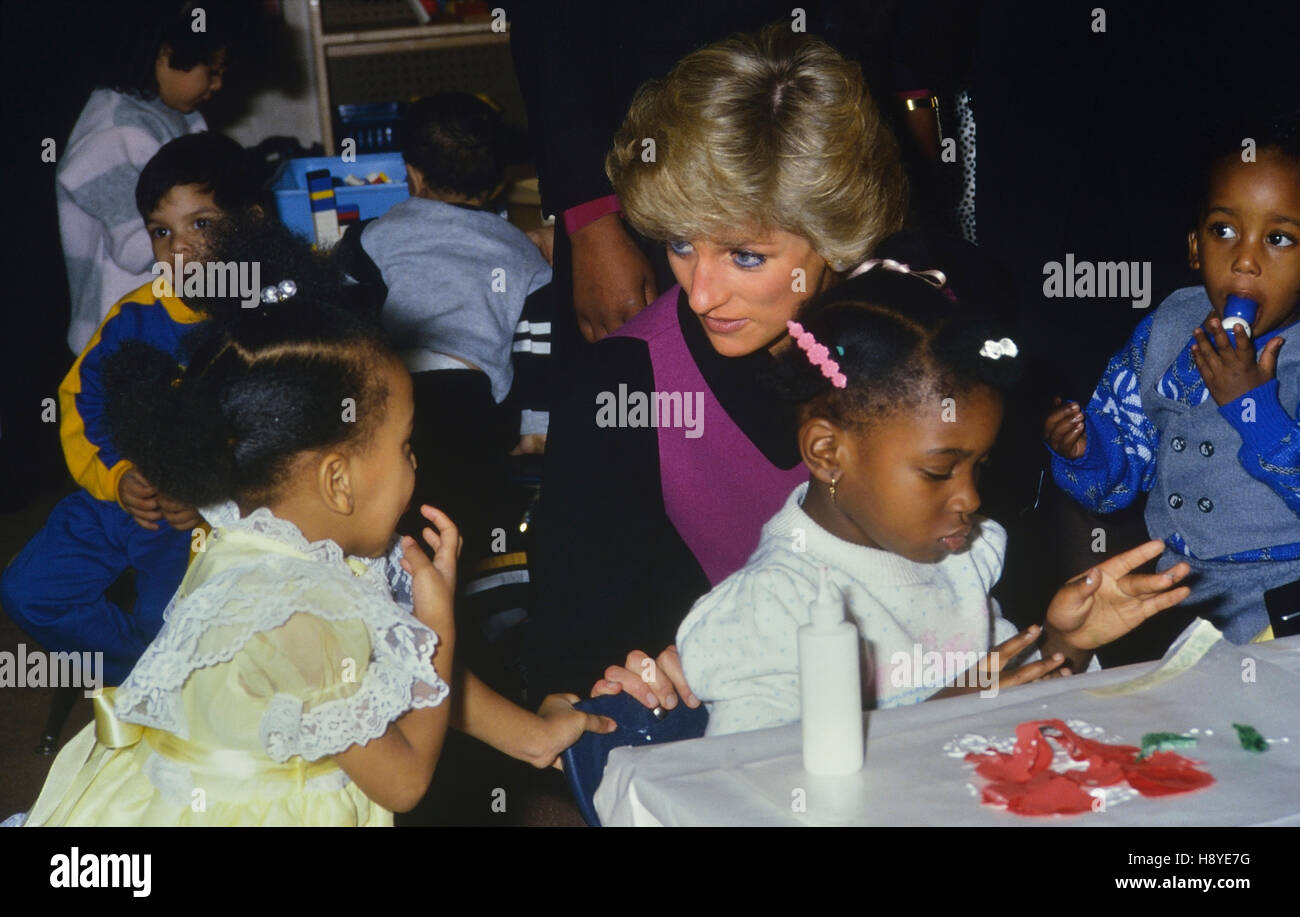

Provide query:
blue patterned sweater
left=1049, top=311, right=1300, bottom=562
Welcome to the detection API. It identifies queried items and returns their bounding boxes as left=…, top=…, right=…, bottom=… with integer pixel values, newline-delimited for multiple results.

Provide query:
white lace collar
left=201, top=500, right=353, bottom=569
left=198, top=501, right=411, bottom=609
left=116, top=503, right=426, bottom=739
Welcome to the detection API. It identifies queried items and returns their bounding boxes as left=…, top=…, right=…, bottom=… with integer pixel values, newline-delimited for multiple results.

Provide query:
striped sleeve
left=57, top=122, right=166, bottom=273
left=511, top=279, right=554, bottom=436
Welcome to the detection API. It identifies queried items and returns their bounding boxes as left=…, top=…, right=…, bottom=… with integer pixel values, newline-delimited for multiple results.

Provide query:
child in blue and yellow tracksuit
left=1, top=133, right=260, bottom=684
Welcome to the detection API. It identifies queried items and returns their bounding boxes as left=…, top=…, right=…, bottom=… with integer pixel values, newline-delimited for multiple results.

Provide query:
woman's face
left=667, top=229, right=831, bottom=357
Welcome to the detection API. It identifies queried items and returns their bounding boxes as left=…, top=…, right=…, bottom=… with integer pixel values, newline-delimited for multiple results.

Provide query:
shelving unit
left=307, top=0, right=515, bottom=154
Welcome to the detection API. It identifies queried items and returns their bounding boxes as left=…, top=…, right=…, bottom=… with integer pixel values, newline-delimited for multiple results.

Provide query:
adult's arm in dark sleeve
left=524, top=336, right=709, bottom=698
left=507, top=2, right=618, bottom=218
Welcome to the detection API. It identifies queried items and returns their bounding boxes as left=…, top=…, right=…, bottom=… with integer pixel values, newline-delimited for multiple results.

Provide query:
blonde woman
left=526, top=26, right=908, bottom=704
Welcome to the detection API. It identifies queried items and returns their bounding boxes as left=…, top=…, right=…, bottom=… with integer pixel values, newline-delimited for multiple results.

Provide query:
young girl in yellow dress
left=21, top=237, right=612, bottom=826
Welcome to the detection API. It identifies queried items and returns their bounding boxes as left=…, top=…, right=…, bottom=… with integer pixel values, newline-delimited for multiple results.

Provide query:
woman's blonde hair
left=606, top=25, right=908, bottom=271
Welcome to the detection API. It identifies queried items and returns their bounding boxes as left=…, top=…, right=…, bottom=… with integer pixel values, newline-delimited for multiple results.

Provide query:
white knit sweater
left=57, top=89, right=206, bottom=353
left=678, top=483, right=1023, bottom=736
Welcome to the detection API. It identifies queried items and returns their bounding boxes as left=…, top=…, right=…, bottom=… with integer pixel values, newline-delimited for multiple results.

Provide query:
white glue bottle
left=798, top=567, right=865, bottom=775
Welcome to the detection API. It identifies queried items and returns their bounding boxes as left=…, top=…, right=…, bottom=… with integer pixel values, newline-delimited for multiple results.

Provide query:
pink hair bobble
left=788, top=320, right=847, bottom=388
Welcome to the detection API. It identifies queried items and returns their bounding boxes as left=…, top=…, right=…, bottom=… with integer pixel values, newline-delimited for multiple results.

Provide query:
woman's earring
left=829, top=472, right=840, bottom=504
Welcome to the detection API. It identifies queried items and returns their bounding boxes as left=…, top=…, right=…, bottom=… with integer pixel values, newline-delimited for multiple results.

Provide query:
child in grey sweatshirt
left=352, top=93, right=552, bottom=579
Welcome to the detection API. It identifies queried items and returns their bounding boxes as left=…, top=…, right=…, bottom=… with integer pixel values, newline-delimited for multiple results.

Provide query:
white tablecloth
left=594, top=626, right=1300, bottom=826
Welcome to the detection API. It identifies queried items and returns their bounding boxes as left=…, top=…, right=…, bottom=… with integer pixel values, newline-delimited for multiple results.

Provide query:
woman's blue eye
left=1267, top=231, right=1295, bottom=248
left=668, top=240, right=694, bottom=256
left=733, top=250, right=765, bottom=268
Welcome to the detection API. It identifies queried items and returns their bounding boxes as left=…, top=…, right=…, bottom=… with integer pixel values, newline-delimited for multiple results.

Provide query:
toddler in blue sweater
left=1044, top=114, right=1300, bottom=643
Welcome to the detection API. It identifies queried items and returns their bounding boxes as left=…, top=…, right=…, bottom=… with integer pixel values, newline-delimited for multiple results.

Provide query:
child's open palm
left=399, top=504, right=461, bottom=634
left=1045, top=539, right=1190, bottom=653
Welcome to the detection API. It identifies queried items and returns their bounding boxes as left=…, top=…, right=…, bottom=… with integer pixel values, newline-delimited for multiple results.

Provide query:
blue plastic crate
left=270, top=153, right=409, bottom=243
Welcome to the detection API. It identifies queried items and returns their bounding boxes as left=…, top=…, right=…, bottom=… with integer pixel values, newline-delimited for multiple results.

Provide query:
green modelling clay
left=1138, top=732, right=1198, bottom=760
left=1232, top=723, right=1268, bottom=753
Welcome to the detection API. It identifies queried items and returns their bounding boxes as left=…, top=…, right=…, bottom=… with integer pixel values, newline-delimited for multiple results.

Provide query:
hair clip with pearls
left=979, top=337, right=1018, bottom=360
left=260, top=279, right=299, bottom=304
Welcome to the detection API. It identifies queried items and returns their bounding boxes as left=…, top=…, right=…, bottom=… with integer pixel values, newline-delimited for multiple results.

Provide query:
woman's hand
left=528, top=693, right=617, bottom=770
left=931, top=625, right=1068, bottom=700
left=590, top=645, right=700, bottom=711
left=526, top=225, right=555, bottom=265
left=570, top=214, right=658, bottom=341
left=1044, top=539, right=1190, bottom=665
left=509, top=433, right=547, bottom=455
left=399, top=504, right=461, bottom=634
left=1043, top=397, right=1087, bottom=459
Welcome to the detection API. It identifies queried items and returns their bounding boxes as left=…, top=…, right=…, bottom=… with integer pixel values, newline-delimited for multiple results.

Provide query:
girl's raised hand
left=399, top=504, right=461, bottom=633
left=530, top=693, right=617, bottom=770
left=1045, top=539, right=1190, bottom=655
left=931, top=625, right=1068, bottom=700
left=1043, top=397, right=1087, bottom=459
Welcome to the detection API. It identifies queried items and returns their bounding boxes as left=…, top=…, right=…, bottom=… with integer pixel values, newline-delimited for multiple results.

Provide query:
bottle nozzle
left=811, top=566, right=843, bottom=628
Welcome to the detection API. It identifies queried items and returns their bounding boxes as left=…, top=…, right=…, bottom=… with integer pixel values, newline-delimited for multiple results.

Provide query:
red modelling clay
left=964, top=719, right=1214, bottom=816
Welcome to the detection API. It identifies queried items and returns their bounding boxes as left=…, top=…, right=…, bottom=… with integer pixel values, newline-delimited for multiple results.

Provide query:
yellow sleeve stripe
left=474, top=551, right=529, bottom=572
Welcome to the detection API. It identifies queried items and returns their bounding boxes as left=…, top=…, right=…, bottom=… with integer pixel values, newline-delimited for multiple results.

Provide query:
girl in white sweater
left=675, top=265, right=1194, bottom=735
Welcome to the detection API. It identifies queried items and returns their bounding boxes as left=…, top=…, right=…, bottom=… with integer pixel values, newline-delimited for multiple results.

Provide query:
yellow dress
left=24, top=503, right=448, bottom=827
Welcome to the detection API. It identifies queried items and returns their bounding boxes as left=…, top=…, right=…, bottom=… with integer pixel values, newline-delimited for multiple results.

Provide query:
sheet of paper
left=596, top=633, right=1300, bottom=826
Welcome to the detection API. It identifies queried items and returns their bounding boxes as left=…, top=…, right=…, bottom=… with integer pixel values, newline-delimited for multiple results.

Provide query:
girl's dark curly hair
left=103, top=212, right=396, bottom=508
left=770, top=267, right=1023, bottom=430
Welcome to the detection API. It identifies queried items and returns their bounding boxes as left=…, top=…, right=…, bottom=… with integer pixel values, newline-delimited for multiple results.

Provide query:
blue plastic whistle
left=1222, top=294, right=1258, bottom=343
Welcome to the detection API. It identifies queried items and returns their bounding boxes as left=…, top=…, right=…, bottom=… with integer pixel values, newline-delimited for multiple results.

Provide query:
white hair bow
left=847, top=257, right=948, bottom=289
left=979, top=338, right=1019, bottom=360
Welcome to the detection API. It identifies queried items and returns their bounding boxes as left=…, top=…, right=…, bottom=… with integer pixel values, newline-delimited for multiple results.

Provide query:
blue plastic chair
left=562, top=692, right=709, bottom=826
